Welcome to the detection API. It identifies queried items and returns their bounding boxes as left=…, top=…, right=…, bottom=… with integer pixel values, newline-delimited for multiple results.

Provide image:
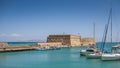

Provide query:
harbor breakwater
left=0, top=42, right=38, bottom=52
left=0, top=42, right=62, bottom=52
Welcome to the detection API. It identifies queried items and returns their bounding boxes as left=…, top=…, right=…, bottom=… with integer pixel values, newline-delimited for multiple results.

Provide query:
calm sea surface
left=0, top=42, right=120, bottom=68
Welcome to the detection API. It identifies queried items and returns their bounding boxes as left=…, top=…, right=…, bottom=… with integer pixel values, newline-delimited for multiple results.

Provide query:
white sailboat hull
left=101, top=54, right=120, bottom=61
left=87, top=53, right=101, bottom=59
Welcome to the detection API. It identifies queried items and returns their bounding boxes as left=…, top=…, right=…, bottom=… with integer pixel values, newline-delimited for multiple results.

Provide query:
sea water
left=8, top=42, right=37, bottom=46
left=0, top=42, right=120, bottom=68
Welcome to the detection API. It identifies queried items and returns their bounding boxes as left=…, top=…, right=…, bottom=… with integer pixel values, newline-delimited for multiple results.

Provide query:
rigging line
left=102, top=24, right=108, bottom=53
left=101, top=7, right=112, bottom=53
left=101, top=24, right=107, bottom=51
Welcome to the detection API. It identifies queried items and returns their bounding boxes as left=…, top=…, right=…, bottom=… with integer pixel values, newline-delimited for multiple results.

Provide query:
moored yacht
left=101, top=44, right=120, bottom=61
left=101, top=1, right=120, bottom=61
left=80, top=45, right=99, bottom=56
left=86, top=44, right=101, bottom=59
left=80, top=22, right=100, bottom=57
left=101, top=53, right=120, bottom=61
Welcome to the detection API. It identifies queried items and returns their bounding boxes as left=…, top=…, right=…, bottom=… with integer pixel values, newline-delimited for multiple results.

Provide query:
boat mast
left=110, top=0, right=112, bottom=43
left=93, top=23, right=96, bottom=46
left=93, top=23, right=95, bottom=41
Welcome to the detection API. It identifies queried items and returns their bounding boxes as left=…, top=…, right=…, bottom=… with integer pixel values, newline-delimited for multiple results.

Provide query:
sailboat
left=80, top=23, right=100, bottom=57
left=102, top=43, right=120, bottom=61
left=101, top=1, right=120, bottom=61
left=102, top=37, right=120, bottom=60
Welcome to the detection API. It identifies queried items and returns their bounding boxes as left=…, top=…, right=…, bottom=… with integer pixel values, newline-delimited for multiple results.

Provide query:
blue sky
left=0, top=0, right=120, bottom=42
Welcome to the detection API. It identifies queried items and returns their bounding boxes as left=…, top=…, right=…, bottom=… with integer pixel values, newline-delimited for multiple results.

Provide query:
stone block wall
left=81, top=38, right=95, bottom=46
left=0, top=42, right=9, bottom=48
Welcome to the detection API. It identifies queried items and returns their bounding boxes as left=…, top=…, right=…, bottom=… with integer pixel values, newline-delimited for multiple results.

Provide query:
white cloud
left=0, top=33, right=22, bottom=37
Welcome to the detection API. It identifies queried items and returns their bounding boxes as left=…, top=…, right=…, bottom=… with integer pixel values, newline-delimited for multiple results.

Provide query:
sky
left=0, top=0, right=120, bottom=42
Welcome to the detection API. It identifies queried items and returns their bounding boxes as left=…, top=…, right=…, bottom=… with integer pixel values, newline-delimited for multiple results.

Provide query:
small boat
left=34, top=47, right=47, bottom=51
left=49, top=46, right=61, bottom=50
left=61, top=45, right=70, bottom=48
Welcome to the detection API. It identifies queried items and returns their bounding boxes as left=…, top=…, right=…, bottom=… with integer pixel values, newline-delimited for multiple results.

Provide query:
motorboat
left=86, top=47, right=101, bottom=59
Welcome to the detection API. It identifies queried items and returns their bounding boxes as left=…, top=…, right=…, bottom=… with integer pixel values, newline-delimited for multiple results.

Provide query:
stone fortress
left=47, top=34, right=95, bottom=46
left=47, top=34, right=81, bottom=46
left=37, top=34, right=95, bottom=47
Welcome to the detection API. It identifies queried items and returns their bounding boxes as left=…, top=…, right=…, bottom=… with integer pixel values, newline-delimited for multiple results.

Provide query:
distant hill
left=0, top=39, right=46, bottom=43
